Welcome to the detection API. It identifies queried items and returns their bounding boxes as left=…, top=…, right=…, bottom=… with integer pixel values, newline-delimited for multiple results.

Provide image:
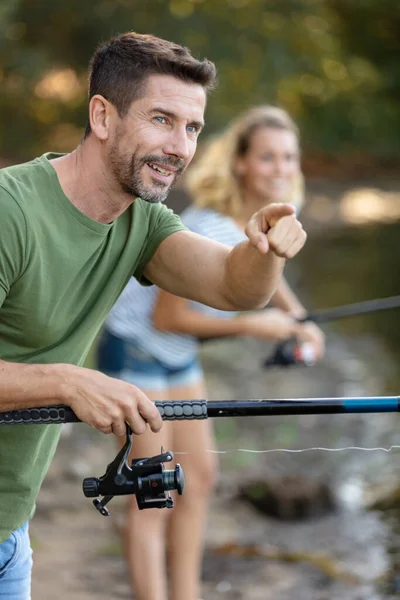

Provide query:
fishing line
left=174, top=444, right=400, bottom=455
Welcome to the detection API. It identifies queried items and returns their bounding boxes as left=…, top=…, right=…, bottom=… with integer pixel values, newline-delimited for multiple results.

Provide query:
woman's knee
left=184, top=453, right=219, bottom=498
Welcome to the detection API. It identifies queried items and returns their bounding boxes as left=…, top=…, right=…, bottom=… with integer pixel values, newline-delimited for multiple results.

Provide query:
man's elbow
left=223, top=289, right=274, bottom=312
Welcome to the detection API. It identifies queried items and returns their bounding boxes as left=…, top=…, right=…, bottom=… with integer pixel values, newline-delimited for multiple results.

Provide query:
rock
left=239, top=474, right=336, bottom=520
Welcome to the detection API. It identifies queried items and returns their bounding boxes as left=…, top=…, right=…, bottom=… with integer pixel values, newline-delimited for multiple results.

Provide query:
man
left=0, top=32, right=306, bottom=597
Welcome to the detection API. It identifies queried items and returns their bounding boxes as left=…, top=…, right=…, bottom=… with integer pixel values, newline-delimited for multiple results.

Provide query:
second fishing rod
left=264, top=293, right=400, bottom=367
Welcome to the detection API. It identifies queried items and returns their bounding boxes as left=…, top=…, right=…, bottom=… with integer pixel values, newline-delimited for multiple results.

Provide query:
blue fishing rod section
left=207, top=396, right=400, bottom=417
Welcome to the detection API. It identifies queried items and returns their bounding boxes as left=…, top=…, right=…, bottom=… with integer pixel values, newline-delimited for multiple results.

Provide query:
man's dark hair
left=84, top=32, right=217, bottom=137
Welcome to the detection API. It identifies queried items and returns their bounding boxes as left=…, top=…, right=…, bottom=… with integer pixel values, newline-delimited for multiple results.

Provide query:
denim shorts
left=0, top=522, right=32, bottom=600
left=97, top=329, right=203, bottom=391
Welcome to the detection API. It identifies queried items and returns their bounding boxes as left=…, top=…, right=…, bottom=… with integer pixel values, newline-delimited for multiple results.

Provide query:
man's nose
left=163, top=127, right=191, bottom=161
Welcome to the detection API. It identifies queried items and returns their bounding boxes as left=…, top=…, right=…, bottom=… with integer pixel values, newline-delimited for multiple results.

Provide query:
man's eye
left=187, top=125, right=199, bottom=135
left=154, top=116, right=167, bottom=124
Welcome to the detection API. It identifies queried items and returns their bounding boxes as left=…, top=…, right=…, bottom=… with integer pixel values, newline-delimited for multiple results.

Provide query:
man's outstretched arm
left=144, top=203, right=306, bottom=311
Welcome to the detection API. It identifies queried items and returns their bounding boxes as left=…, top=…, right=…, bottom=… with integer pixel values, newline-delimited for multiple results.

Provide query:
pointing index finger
left=265, top=203, right=296, bottom=227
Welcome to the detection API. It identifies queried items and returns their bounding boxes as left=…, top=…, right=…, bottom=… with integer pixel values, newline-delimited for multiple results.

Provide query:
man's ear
left=88, top=95, right=112, bottom=141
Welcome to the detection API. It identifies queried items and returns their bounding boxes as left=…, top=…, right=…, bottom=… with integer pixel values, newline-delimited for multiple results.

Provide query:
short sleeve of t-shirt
left=0, top=187, right=28, bottom=308
left=133, top=200, right=187, bottom=285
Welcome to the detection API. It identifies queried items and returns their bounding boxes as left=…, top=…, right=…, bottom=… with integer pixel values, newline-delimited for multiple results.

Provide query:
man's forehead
left=140, top=74, right=206, bottom=113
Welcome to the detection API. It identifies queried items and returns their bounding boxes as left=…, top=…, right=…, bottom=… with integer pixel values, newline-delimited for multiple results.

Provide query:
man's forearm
left=0, top=359, right=70, bottom=411
left=223, top=241, right=285, bottom=310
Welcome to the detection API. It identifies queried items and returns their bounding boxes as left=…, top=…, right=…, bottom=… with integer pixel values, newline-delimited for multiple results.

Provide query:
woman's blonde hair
left=185, top=105, right=304, bottom=216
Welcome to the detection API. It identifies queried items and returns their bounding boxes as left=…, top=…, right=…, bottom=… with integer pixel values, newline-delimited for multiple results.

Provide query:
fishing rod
left=264, top=294, right=400, bottom=368
left=299, top=294, right=400, bottom=324
left=1, top=396, right=399, bottom=515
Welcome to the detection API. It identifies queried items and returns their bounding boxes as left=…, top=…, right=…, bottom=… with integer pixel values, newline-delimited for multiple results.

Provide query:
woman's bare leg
left=167, top=379, right=218, bottom=600
left=118, top=389, right=172, bottom=600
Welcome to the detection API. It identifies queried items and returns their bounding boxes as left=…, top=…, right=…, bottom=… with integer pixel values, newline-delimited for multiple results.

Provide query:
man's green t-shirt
left=0, top=153, right=186, bottom=542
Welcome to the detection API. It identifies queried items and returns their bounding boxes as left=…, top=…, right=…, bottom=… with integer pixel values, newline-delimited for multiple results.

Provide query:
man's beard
left=109, top=145, right=185, bottom=204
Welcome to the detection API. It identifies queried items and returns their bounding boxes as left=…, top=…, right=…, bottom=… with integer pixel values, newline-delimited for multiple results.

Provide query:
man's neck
left=49, top=142, right=135, bottom=224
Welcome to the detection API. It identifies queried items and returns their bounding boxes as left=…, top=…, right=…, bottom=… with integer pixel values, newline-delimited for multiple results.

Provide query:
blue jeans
left=98, top=329, right=203, bottom=391
left=0, top=522, right=32, bottom=600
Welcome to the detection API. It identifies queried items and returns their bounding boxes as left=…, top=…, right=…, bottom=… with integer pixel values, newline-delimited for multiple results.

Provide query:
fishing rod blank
left=1, top=396, right=399, bottom=426
left=301, top=294, right=400, bottom=324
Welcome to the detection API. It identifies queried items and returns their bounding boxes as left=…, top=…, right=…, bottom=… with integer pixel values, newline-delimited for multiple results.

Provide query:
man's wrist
left=46, top=363, right=77, bottom=407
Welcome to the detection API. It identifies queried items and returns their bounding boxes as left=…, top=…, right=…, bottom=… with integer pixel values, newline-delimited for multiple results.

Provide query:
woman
left=98, top=105, right=325, bottom=600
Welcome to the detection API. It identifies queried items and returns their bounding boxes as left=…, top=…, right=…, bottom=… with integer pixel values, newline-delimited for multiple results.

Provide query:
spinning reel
left=82, top=426, right=185, bottom=516
left=263, top=337, right=316, bottom=368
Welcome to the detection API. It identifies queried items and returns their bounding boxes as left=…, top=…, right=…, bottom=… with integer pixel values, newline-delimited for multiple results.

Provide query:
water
left=295, top=220, right=400, bottom=393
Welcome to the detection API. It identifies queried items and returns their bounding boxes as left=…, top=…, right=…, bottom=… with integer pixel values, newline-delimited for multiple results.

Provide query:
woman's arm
left=153, top=291, right=247, bottom=338
left=270, top=277, right=307, bottom=318
left=152, top=290, right=303, bottom=342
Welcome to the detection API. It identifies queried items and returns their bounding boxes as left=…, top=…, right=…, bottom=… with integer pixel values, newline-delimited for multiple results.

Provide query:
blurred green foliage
left=0, top=0, right=399, bottom=163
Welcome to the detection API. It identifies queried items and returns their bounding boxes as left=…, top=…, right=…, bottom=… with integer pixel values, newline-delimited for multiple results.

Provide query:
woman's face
left=236, top=126, right=300, bottom=204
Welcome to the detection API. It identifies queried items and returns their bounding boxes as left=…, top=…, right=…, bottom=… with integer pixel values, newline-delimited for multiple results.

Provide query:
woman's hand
left=296, top=321, right=326, bottom=360
left=240, top=308, right=298, bottom=341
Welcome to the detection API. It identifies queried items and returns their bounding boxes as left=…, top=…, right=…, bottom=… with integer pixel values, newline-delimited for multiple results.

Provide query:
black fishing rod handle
left=0, top=400, right=208, bottom=425
left=155, top=400, right=207, bottom=420
left=0, top=405, right=79, bottom=425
